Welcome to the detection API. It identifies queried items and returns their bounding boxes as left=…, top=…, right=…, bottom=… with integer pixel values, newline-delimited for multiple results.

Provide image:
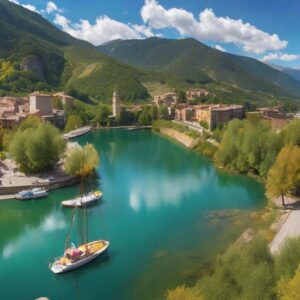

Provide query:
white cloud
left=132, top=24, right=154, bottom=38
left=262, top=52, right=299, bottom=62
left=54, top=13, right=155, bottom=45
left=22, top=3, right=39, bottom=13
left=54, top=13, right=70, bottom=28
left=215, top=45, right=226, bottom=52
left=46, top=1, right=63, bottom=14
left=9, top=0, right=40, bottom=13
left=141, top=0, right=287, bottom=54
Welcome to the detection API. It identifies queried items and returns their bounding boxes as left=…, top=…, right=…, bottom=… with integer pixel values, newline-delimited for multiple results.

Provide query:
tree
left=158, top=105, right=169, bottom=119
left=138, top=107, right=152, bottom=126
left=64, top=143, right=99, bottom=178
left=177, top=90, right=187, bottom=103
left=64, top=115, right=83, bottom=132
left=151, top=105, right=158, bottom=121
left=94, top=104, right=110, bottom=126
left=18, top=116, right=40, bottom=131
left=10, top=123, right=65, bottom=173
left=277, top=264, right=300, bottom=300
left=214, top=119, right=281, bottom=177
left=53, top=96, right=64, bottom=110
left=266, top=145, right=300, bottom=206
left=117, top=107, right=135, bottom=126
left=282, top=119, right=300, bottom=147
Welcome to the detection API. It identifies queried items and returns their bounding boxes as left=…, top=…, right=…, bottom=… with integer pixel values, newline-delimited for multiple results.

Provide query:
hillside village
left=1, top=87, right=299, bottom=133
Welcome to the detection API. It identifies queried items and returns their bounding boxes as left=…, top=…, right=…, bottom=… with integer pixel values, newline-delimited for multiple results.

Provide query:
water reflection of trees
left=86, top=129, right=214, bottom=179
left=216, top=170, right=266, bottom=206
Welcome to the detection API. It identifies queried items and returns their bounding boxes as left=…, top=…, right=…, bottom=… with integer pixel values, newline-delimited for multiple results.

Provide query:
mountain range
left=1, top=0, right=300, bottom=105
left=269, top=64, right=300, bottom=83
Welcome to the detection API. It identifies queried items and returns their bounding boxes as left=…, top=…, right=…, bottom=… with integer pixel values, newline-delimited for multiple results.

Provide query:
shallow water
left=0, top=129, right=266, bottom=300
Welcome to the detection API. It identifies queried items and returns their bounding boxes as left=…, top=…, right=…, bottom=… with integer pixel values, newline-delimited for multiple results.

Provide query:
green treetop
left=266, top=145, right=300, bottom=203
left=64, top=143, right=99, bottom=178
left=10, top=122, right=65, bottom=173
left=64, top=114, right=83, bottom=132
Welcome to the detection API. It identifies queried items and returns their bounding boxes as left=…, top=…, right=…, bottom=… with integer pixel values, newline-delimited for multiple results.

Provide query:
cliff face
left=20, top=55, right=44, bottom=79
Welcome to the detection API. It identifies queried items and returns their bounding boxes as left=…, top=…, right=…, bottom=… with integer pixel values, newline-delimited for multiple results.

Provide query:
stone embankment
left=159, top=128, right=199, bottom=148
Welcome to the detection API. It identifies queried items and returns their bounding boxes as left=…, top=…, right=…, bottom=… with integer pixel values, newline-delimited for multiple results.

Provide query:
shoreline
left=154, top=125, right=300, bottom=254
left=0, top=175, right=80, bottom=201
left=154, top=125, right=265, bottom=184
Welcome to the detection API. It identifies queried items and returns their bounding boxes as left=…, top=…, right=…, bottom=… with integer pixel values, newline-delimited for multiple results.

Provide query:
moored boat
left=50, top=240, right=109, bottom=274
left=61, top=191, right=102, bottom=208
left=15, top=187, right=48, bottom=200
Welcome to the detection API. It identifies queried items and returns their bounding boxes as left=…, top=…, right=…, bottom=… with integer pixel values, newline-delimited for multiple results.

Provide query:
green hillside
left=1, top=0, right=300, bottom=104
left=270, top=64, right=300, bottom=83
left=0, top=0, right=150, bottom=101
left=98, top=38, right=300, bottom=98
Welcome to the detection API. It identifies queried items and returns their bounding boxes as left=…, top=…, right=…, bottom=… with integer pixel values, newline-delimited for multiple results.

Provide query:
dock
left=63, top=126, right=91, bottom=140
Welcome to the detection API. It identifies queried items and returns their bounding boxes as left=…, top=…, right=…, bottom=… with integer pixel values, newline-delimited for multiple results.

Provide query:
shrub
left=10, top=123, right=65, bottom=173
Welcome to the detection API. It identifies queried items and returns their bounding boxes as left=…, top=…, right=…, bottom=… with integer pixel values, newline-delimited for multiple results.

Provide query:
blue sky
left=10, top=0, right=300, bottom=68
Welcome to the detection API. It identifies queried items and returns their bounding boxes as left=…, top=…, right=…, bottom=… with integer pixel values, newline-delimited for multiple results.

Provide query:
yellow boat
left=50, top=240, right=109, bottom=274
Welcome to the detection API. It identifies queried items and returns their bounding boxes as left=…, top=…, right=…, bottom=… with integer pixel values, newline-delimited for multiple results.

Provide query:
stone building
left=186, top=89, right=209, bottom=100
left=29, top=93, right=53, bottom=116
left=112, top=89, right=121, bottom=117
left=153, top=92, right=177, bottom=107
left=176, top=104, right=245, bottom=130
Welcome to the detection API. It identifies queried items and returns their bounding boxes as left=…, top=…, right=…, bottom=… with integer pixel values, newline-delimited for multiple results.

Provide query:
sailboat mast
left=81, top=145, right=89, bottom=252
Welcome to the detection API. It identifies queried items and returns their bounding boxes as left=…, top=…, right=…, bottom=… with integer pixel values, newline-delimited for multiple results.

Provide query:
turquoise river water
left=0, top=129, right=266, bottom=300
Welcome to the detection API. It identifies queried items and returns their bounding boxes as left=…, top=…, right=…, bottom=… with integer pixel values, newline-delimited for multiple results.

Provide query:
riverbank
left=153, top=121, right=300, bottom=253
left=0, top=160, right=79, bottom=200
left=159, top=128, right=199, bottom=148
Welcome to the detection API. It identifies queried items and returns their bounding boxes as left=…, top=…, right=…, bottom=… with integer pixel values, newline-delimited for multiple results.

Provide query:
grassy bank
left=152, top=120, right=217, bottom=157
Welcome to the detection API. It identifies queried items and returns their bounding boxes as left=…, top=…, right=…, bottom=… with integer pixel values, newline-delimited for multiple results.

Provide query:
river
left=0, top=129, right=266, bottom=300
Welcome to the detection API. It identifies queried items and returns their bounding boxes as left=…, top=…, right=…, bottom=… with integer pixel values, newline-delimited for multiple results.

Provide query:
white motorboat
left=15, top=187, right=48, bottom=200
left=61, top=191, right=102, bottom=208
left=50, top=240, right=109, bottom=274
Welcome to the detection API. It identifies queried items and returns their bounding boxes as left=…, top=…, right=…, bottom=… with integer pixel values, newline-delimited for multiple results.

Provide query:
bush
left=64, top=115, right=83, bottom=132
left=275, top=237, right=300, bottom=279
left=166, top=285, right=202, bottom=300
left=198, top=236, right=275, bottom=300
left=10, top=123, right=65, bottom=173
left=195, top=139, right=217, bottom=157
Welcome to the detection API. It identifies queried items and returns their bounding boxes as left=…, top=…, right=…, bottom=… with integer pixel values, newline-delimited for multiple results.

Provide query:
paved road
left=173, top=120, right=205, bottom=133
left=270, top=210, right=300, bottom=253
left=172, top=120, right=220, bottom=146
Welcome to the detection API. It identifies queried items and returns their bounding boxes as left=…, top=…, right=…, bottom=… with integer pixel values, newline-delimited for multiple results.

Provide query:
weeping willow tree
left=64, top=143, right=100, bottom=178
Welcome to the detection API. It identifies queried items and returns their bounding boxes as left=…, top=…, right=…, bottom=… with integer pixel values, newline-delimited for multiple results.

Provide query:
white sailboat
left=61, top=191, right=102, bottom=208
left=50, top=240, right=109, bottom=274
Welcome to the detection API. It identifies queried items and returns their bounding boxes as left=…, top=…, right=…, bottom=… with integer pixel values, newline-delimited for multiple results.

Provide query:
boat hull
left=61, top=192, right=102, bottom=208
left=16, top=191, right=48, bottom=200
left=50, top=240, right=109, bottom=274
